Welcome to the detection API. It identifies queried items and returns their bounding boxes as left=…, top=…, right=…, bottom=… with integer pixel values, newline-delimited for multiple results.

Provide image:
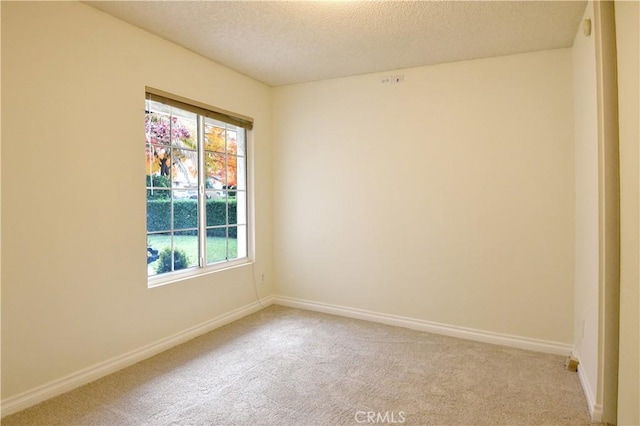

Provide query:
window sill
left=147, top=258, right=252, bottom=289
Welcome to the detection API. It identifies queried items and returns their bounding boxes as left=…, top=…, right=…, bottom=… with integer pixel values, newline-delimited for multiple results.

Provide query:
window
left=145, top=88, right=252, bottom=283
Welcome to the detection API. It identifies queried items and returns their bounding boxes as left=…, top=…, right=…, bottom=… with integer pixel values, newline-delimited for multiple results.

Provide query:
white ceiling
left=86, top=1, right=587, bottom=87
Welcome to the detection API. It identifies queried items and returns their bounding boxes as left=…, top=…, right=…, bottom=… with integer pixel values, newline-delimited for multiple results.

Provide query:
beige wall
left=615, top=1, right=640, bottom=424
left=5, top=1, right=632, bottom=418
left=571, top=0, right=601, bottom=413
left=1, top=2, right=273, bottom=399
left=273, top=49, right=575, bottom=343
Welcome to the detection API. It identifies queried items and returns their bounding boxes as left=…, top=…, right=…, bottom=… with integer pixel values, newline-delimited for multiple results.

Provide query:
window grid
left=146, top=96, right=248, bottom=279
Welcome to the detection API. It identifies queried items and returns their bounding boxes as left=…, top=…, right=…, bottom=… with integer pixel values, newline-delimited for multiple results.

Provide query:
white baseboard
left=1, top=294, right=577, bottom=418
left=1, top=296, right=274, bottom=418
left=273, top=295, right=573, bottom=356
left=575, top=356, right=603, bottom=423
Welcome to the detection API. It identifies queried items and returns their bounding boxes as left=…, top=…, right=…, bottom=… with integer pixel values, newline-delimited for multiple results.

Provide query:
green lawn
left=148, top=234, right=237, bottom=275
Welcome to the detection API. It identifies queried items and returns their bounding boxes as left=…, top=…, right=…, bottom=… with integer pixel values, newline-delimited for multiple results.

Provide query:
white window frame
left=145, top=88, right=254, bottom=288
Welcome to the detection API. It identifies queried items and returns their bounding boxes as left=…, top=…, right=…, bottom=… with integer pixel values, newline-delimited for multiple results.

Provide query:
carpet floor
left=3, top=305, right=594, bottom=425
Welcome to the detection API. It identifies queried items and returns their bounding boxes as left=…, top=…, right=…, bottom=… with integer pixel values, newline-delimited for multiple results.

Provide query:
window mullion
left=197, top=115, right=206, bottom=268
left=225, top=126, right=230, bottom=260
left=169, top=111, right=175, bottom=273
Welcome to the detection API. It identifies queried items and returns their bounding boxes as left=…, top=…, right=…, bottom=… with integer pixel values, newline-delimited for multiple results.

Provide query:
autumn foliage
left=145, top=110, right=239, bottom=189
left=145, top=113, right=195, bottom=179
left=205, top=125, right=238, bottom=188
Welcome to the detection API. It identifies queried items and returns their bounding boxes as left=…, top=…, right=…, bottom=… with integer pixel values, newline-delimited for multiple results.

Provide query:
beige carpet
left=3, top=305, right=593, bottom=425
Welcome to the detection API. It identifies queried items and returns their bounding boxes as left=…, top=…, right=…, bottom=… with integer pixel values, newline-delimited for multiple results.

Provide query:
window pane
left=205, top=152, right=226, bottom=187
left=227, top=194, right=237, bottom=225
left=172, top=149, right=198, bottom=189
left=146, top=145, right=172, bottom=179
left=227, top=154, right=239, bottom=190
left=173, top=196, right=198, bottom=230
left=235, top=155, right=246, bottom=191
left=149, top=233, right=194, bottom=275
left=171, top=112, right=197, bottom=149
left=205, top=171, right=225, bottom=194
left=147, top=232, right=171, bottom=276
left=205, top=117, right=231, bottom=131
left=174, top=230, right=199, bottom=269
left=204, top=124, right=226, bottom=153
left=229, top=225, right=247, bottom=260
left=207, top=228, right=228, bottom=264
left=147, top=186, right=170, bottom=200
left=146, top=145, right=154, bottom=176
left=206, top=194, right=227, bottom=227
left=227, top=129, right=237, bottom=154
left=146, top=111, right=171, bottom=146
left=229, top=127, right=246, bottom=157
left=146, top=99, right=172, bottom=116
left=147, top=175, right=171, bottom=191
left=231, top=191, right=247, bottom=225
left=147, top=197, right=171, bottom=232
left=206, top=188, right=224, bottom=199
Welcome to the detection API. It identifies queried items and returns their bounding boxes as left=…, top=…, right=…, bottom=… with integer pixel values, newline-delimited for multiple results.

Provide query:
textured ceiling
left=86, top=1, right=587, bottom=87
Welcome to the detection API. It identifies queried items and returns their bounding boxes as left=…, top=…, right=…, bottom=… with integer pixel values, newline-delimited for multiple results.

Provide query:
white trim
left=575, top=354, right=603, bottom=423
left=273, top=296, right=573, bottom=356
left=148, top=258, right=252, bottom=289
left=0, top=296, right=274, bottom=418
